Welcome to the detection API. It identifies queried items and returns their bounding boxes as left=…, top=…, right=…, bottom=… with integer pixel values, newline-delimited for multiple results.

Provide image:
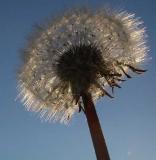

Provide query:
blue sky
left=0, top=0, right=156, bottom=159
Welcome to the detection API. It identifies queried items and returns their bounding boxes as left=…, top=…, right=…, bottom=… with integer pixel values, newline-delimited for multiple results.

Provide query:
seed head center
left=56, top=44, right=103, bottom=92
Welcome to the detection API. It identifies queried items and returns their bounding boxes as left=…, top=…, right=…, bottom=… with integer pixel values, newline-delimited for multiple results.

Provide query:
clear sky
left=0, top=0, right=156, bottom=160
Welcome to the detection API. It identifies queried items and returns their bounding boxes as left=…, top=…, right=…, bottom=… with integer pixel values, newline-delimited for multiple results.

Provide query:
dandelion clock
left=17, top=8, right=148, bottom=160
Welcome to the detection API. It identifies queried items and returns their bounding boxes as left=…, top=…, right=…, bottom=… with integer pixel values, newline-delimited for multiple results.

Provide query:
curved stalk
left=81, top=92, right=110, bottom=160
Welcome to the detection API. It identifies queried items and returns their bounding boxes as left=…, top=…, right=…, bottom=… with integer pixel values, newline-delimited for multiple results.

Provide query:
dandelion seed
left=17, top=8, right=148, bottom=123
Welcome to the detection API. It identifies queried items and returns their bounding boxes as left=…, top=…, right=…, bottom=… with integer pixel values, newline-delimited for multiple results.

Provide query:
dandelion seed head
left=17, top=8, right=148, bottom=123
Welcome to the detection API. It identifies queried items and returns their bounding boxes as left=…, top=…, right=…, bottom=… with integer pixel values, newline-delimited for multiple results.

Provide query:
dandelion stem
left=81, top=92, right=110, bottom=160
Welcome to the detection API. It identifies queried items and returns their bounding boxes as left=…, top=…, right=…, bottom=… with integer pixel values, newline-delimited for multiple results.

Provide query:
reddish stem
left=81, top=92, right=110, bottom=160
